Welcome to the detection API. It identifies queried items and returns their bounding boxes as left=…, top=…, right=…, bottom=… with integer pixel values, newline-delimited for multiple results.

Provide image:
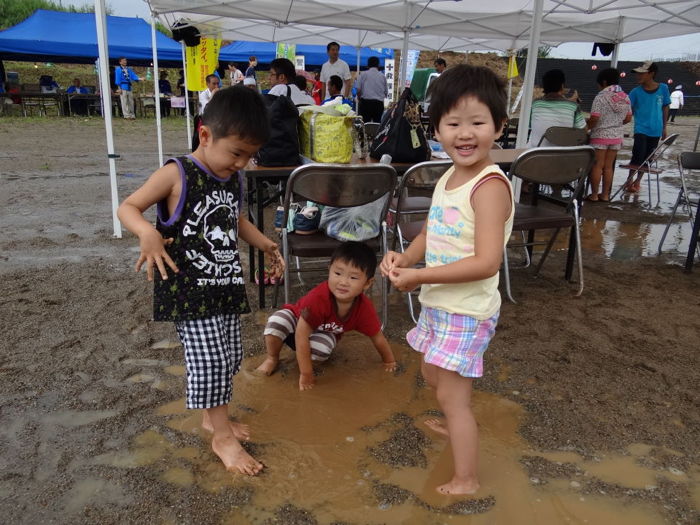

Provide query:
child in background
left=256, top=242, right=397, bottom=390
left=381, top=64, right=514, bottom=495
left=586, top=68, right=632, bottom=202
left=118, top=86, right=283, bottom=476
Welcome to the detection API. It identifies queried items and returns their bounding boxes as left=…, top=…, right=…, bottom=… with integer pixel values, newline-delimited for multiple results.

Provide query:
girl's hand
left=299, top=372, right=315, bottom=391
left=380, top=251, right=406, bottom=277
left=135, top=230, right=179, bottom=281
left=388, top=267, right=420, bottom=292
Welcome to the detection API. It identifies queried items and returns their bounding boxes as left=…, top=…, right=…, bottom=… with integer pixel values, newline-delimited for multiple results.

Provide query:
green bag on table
left=299, top=106, right=354, bottom=163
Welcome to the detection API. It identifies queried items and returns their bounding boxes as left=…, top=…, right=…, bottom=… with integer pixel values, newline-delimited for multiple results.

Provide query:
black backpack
left=370, top=87, right=430, bottom=163
left=257, top=85, right=301, bottom=167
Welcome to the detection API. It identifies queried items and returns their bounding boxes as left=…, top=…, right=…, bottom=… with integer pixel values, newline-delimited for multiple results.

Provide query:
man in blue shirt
left=624, top=61, right=670, bottom=192
left=114, top=57, right=140, bottom=120
left=66, top=77, right=89, bottom=116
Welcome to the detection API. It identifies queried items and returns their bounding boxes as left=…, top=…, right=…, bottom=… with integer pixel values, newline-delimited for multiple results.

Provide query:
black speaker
left=171, top=21, right=201, bottom=47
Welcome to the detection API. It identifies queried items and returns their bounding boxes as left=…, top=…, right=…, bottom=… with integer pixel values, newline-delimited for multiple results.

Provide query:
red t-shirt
left=283, top=281, right=381, bottom=339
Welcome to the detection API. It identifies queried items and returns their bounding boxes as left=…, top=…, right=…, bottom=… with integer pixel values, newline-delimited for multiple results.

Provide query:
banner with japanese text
left=186, top=37, right=221, bottom=91
left=275, top=43, right=297, bottom=61
left=384, top=59, right=395, bottom=105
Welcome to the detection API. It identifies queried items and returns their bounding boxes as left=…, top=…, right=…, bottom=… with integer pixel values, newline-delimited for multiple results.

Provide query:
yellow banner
left=507, top=55, right=519, bottom=79
left=185, top=37, right=222, bottom=91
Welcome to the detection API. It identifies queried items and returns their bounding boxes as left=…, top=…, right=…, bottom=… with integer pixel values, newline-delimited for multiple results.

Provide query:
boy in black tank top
left=118, top=86, right=283, bottom=476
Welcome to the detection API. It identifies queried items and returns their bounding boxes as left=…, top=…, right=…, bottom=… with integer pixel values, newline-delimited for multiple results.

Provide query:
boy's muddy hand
left=266, top=245, right=284, bottom=279
left=299, top=372, right=315, bottom=391
left=382, top=361, right=398, bottom=372
left=135, top=231, right=179, bottom=281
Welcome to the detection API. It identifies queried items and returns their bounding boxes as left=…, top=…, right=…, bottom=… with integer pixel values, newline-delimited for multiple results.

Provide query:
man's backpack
left=369, top=87, right=430, bottom=164
left=257, top=85, right=301, bottom=167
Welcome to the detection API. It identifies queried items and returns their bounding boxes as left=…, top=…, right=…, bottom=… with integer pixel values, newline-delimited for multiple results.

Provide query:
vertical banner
left=186, top=37, right=221, bottom=91
left=507, top=55, right=519, bottom=79
left=276, top=43, right=297, bottom=61
left=384, top=58, right=395, bottom=105
left=404, top=49, right=420, bottom=87
left=295, top=55, right=306, bottom=71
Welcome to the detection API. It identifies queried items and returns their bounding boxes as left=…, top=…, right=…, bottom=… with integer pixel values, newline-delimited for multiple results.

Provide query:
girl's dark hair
left=596, top=68, right=620, bottom=87
left=201, top=86, right=270, bottom=145
left=427, top=64, right=507, bottom=129
left=330, top=242, right=377, bottom=278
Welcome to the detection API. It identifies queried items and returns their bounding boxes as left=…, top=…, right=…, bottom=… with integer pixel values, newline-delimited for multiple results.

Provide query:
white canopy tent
left=95, top=0, right=700, bottom=236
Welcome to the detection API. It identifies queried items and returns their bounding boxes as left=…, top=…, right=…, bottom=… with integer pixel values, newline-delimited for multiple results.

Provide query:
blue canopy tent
left=0, top=9, right=183, bottom=66
left=219, top=40, right=393, bottom=69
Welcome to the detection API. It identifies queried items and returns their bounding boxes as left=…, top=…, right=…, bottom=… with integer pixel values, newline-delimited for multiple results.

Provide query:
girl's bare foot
left=211, top=434, right=263, bottom=476
left=201, top=413, right=250, bottom=441
left=436, top=477, right=480, bottom=495
left=424, top=418, right=449, bottom=436
left=254, top=356, right=279, bottom=376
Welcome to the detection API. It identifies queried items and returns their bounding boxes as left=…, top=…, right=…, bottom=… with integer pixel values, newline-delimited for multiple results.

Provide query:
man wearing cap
left=669, top=85, right=684, bottom=123
left=624, top=61, right=671, bottom=193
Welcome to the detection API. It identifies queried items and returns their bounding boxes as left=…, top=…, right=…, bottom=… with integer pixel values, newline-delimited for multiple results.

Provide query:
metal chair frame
left=537, top=126, right=589, bottom=147
left=277, top=163, right=398, bottom=328
left=658, top=152, right=700, bottom=258
left=611, top=133, right=679, bottom=207
left=502, top=146, right=595, bottom=303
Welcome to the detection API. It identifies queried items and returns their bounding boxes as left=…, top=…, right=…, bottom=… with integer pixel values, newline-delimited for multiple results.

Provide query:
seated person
left=267, top=58, right=311, bottom=106
left=198, top=74, right=219, bottom=114
left=158, top=71, right=173, bottom=117
left=527, top=69, right=585, bottom=147
left=65, top=78, right=89, bottom=115
left=39, top=75, right=60, bottom=93
left=322, top=75, right=355, bottom=109
left=256, top=242, right=397, bottom=390
left=293, top=75, right=317, bottom=106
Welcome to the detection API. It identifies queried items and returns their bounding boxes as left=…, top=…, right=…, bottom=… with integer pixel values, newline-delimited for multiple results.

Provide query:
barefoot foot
left=254, top=357, right=279, bottom=376
left=424, top=418, right=449, bottom=437
left=201, top=412, right=250, bottom=441
left=211, top=434, right=263, bottom=476
left=436, top=478, right=480, bottom=495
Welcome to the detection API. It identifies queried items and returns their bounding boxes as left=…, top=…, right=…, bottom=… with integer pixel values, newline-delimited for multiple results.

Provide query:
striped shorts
left=264, top=309, right=337, bottom=361
left=174, top=313, right=243, bottom=409
left=407, top=307, right=498, bottom=378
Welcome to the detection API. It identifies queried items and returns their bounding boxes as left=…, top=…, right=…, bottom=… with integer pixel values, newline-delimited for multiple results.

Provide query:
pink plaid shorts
left=407, top=307, right=498, bottom=378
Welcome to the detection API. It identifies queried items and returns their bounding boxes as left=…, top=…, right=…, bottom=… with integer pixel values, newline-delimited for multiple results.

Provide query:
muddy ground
left=0, top=116, right=698, bottom=524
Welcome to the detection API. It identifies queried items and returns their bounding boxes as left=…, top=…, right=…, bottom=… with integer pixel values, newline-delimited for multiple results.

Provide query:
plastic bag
left=319, top=194, right=389, bottom=241
left=299, top=105, right=354, bottom=163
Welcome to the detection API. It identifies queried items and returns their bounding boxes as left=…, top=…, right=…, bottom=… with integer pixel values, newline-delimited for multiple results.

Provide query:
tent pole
left=516, top=0, right=543, bottom=149
left=94, top=0, right=121, bottom=238
left=356, top=30, right=361, bottom=74
left=182, top=42, right=192, bottom=150
left=399, top=31, right=409, bottom=95
left=151, top=13, right=164, bottom=167
left=611, top=17, right=625, bottom=68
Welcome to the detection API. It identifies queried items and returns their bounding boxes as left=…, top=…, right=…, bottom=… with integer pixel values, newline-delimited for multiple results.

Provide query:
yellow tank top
left=418, top=164, right=514, bottom=320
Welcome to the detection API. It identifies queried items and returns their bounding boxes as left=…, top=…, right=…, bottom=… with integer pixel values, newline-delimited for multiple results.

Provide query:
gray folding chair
left=611, top=133, right=679, bottom=207
left=388, top=160, right=452, bottom=322
left=277, top=163, right=397, bottom=327
left=658, top=152, right=700, bottom=258
left=503, top=146, right=595, bottom=303
left=537, top=126, right=589, bottom=147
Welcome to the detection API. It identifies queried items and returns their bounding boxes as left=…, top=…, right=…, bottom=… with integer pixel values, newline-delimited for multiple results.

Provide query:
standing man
left=320, top=42, right=351, bottom=100
left=434, top=57, right=447, bottom=74
left=114, top=57, right=140, bottom=120
left=623, top=61, right=671, bottom=193
left=669, top=85, right=684, bottom=123
left=198, top=74, right=219, bottom=114
left=355, top=56, right=387, bottom=123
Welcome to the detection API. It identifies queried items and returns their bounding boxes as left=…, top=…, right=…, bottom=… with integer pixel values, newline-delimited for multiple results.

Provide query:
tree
left=0, top=0, right=103, bottom=30
left=516, top=45, right=553, bottom=59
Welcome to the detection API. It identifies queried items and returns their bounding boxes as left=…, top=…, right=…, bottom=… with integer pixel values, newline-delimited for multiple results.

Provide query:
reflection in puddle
left=103, top=334, right=695, bottom=523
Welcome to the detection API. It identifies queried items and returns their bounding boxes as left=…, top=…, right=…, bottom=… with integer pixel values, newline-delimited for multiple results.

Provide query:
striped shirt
left=528, top=97, right=585, bottom=147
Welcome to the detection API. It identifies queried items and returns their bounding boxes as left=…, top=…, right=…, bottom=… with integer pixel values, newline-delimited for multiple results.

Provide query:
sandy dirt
left=1, top=116, right=699, bottom=524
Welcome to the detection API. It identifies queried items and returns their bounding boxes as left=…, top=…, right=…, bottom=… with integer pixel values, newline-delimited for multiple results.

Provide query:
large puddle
left=88, top=332, right=698, bottom=523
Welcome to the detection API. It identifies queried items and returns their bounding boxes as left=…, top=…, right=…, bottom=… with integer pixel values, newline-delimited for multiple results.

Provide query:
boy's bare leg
left=255, top=334, right=284, bottom=375
left=434, top=369, right=479, bottom=495
left=206, top=404, right=263, bottom=475
left=201, top=409, right=250, bottom=440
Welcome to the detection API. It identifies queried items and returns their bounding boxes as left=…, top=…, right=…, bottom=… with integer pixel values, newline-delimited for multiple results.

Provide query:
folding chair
left=537, top=126, right=589, bottom=147
left=658, top=152, right=700, bottom=258
left=278, top=163, right=397, bottom=327
left=502, top=146, right=595, bottom=303
left=389, top=160, right=452, bottom=322
left=611, top=133, right=679, bottom=207
left=364, top=122, right=381, bottom=144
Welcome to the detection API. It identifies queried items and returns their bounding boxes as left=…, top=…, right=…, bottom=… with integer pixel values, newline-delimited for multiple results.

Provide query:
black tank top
left=153, top=155, right=249, bottom=321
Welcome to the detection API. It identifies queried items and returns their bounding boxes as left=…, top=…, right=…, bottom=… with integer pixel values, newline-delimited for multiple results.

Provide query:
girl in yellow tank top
left=380, top=65, right=514, bottom=496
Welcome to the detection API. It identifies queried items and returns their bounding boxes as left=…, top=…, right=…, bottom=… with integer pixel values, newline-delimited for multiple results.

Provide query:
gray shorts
left=264, top=309, right=337, bottom=361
